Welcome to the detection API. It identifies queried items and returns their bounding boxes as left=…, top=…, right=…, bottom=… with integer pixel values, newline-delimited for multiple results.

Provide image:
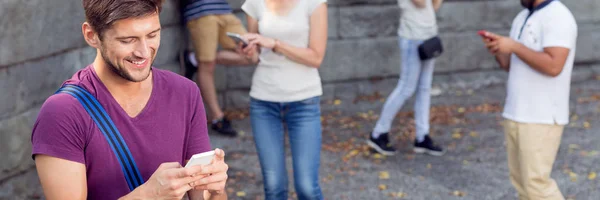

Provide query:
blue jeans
left=250, top=96, right=323, bottom=200
left=373, top=37, right=436, bottom=141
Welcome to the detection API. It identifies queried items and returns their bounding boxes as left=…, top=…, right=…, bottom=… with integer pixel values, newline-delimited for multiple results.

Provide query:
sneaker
left=366, top=133, right=396, bottom=156
left=179, top=49, right=197, bottom=80
left=211, top=118, right=238, bottom=137
left=414, top=135, right=445, bottom=156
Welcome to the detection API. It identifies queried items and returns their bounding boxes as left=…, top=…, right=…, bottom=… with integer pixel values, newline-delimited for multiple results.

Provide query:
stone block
left=437, top=0, right=520, bottom=32
left=435, top=31, right=510, bottom=73
left=160, top=0, right=183, bottom=26
left=154, top=26, right=185, bottom=67
left=223, top=90, right=250, bottom=109
left=0, top=47, right=95, bottom=120
left=225, top=66, right=256, bottom=89
left=328, top=7, right=339, bottom=39
left=0, top=0, right=86, bottom=67
left=338, top=5, right=399, bottom=38
left=0, top=107, right=39, bottom=181
left=0, top=168, right=44, bottom=199
left=320, top=37, right=400, bottom=82
left=574, top=25, right=600, bottom=64
left=227, top=0, right=244, bottom=11
left=561, top=0, right=599, bottom=24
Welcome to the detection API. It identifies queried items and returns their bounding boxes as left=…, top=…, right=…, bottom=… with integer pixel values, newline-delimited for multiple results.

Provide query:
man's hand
left=481, top=31, right=518, bottom=55
left=123, top=163, right=206, bottom=200
left=479, top=31, right=511, bottom=71
left=190, top=148, right=229, bottom=195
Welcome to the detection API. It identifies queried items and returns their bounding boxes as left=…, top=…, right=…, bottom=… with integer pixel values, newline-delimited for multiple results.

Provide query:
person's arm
left=243, top=3, right=328, bottom=68
left=495, top=53, right=511, bottom=72
left=432, top=0, right=443, bottom=11
left=411, top=0, right=426, bottom=8
left=239, top=14, right=260, bottom=64
left=35, top=156, right=87, bottom=200
left=511, top=45, right=569, bottom=77
left=483, top=31, right=570, bottom=77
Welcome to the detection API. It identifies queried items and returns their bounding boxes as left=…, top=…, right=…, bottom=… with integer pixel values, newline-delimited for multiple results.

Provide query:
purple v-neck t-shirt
left=31, top=65, right=211, bottom=199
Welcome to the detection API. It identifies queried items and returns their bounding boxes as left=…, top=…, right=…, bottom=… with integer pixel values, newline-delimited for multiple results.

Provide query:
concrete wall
left=1, top=0, right=599, bottom=198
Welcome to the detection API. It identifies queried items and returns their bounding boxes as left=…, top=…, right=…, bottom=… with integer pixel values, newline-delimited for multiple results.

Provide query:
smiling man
left=31, top=0, right=229, bottom=199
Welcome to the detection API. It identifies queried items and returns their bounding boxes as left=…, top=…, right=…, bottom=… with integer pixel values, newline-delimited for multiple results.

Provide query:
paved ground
left=213, top=80, right=600, bottom=200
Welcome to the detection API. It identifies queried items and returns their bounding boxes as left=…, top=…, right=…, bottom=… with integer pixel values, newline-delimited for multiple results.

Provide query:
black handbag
left=418, top=36, right=443, bottom=60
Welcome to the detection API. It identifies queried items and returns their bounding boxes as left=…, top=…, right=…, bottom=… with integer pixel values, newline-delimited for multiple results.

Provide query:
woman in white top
left=238, top=0, right=327, bottom=199
left=367, top=0, right=445, bottom=156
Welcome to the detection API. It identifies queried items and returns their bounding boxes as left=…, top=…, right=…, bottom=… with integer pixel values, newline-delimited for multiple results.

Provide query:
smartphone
left=185, top=150, right=215, bottom=168
left=226, top=32, right=248, bottom=48
left=478, top=30, right=493, bottom=40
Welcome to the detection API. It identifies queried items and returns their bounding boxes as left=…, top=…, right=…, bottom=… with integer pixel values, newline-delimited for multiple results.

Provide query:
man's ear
left=82, top=22, right=100, bottom=48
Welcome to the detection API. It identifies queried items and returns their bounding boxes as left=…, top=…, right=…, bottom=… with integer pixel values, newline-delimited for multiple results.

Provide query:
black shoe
left=179, top=49, right=197, bottom=80
left=211, top=118, right=238, bottom=137
left=414, top=135, right=445, bottom=156
left=366, top=133, right=396, bottom=156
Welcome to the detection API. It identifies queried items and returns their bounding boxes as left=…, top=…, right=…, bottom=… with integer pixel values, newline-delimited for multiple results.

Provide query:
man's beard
left=520, top=0, right=535, bottom=10
left=100, top=48, right=152, bottom=83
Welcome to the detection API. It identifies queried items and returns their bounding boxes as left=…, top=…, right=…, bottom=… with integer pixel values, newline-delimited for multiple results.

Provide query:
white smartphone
left=226, top=32, right=248, bottom=48
left=185, top=150, right=215, bottom=168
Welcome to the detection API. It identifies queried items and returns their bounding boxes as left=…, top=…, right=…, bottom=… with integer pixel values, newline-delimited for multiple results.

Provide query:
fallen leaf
left=379, top=184, right=387, bottom=191
left=467, top=89, right=474, bottom=95
left=397, top=192, right=408, bottom=198
left=569, top=171, right=578, bottom=182
left=427, top=163, right=432, bottom=169
left=463, top=160, right=469, bottom=165
left=583, top=121, right=591, bottom=129
left=238, top=130, right=246, bottom=136
left=334, top=99, right=342, bottom=105
left=452, top=133, right=462, bottom=139
left=569, top=144, right=580, bottom=149
left=457, top=107, right=466, bottom=113
left=373, top=153, right=384, bottom=159
left=469, top=131, right=479, bottom=138
left=236, top=191, right=246, bottom=197
left=379, top=171, right=390, bottom=180
left=571, top=115, right=579, bottom=121
left=588, top=172, right=596, bottom=180
left=452, top=190, right=466, bottom=197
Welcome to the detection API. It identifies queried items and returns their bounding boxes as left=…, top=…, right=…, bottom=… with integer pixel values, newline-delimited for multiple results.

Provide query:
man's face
left=98, top=13, right=161, bottom=82
left=520, top=0, right=535, bottom=9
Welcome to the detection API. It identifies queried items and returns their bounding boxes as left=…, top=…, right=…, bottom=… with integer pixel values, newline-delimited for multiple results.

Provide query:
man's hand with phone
left=478, top=30, right=512, bottom=72
left=122, top=162, right=206, bottom=200
left=478, top=30, right=516, bottom=55
left=188, top=148, right=229, bottom=194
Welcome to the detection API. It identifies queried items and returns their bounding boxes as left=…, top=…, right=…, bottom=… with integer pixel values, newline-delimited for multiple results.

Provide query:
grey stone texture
left=1, top=0, right=600, bottom=198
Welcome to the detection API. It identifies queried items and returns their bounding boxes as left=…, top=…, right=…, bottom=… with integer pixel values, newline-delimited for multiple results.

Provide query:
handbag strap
left=56, top=84, right=144, bottom=191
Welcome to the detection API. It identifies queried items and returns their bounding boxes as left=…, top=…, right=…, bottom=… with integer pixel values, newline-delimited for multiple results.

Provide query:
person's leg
left=250, top=98, right=288, bottom=200
left=503, top=119, right=529, bottom=200
left=413, top=57, right=434, bottom=142
left=412, top=57, right=444, bottom=156
left=285, top=97, right=323, bottom=200
left=216, top=14, right=250, bottom=66
left=518, top=122, right=564, bottom=200
left=187, top=16, right=224, bottom=121
left=368, top=37, right=421, bottom=155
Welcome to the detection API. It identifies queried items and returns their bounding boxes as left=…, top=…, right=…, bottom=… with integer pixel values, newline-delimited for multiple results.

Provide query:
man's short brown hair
left=82, top=0, right=164, bottom=39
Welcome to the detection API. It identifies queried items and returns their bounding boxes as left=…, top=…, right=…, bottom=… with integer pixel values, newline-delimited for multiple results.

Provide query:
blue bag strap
left=55, top=84, right=144, bottom=191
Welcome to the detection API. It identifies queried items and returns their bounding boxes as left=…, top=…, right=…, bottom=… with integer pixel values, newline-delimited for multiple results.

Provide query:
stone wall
left=1, top=0, right=599, bottom=198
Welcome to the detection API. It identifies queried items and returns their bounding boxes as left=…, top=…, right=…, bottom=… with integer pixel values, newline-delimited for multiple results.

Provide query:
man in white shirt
left=479, top=0, right=577, bottom=199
